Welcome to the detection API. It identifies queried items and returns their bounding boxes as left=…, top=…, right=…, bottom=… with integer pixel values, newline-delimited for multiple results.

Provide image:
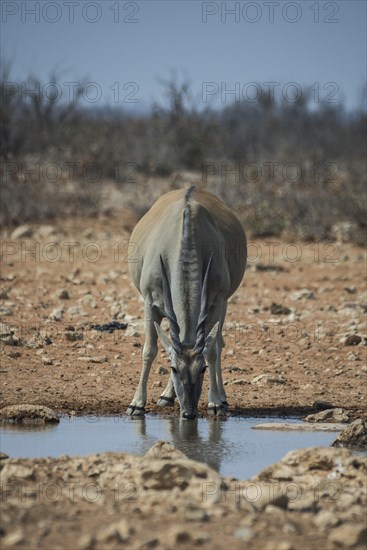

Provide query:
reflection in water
left=129, top=416, right=231, bottom=472
left=0, top=422, right=58, bottom=433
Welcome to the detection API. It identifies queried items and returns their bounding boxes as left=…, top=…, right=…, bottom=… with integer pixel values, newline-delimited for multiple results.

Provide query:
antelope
left=127, top=186, right=247, bottom=419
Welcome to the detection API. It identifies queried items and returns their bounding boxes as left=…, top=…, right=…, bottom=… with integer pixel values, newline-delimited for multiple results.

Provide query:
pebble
left=329, top=523, right=367, bottom=547
left=78, top=356, right=107, bottom=363
left=251, top=374, right=286, bottom=385
left=65, top=331, right=83, bottom=342
left=10, top=225, right=33, bottom=239
left=233, top=527, right=254, bottom=541
left=56, top=289, right=70, bottom=300
left=2, top=529, right=24, bottom=546
left=50, top=307, right=63, bottom=321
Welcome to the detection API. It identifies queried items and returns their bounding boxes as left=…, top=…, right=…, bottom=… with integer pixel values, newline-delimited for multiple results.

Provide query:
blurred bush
left=1, top=65, right=366, bottom=244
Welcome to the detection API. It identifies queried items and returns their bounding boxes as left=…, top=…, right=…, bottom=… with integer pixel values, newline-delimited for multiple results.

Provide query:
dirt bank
left=0, top=214, right=366, bottom=418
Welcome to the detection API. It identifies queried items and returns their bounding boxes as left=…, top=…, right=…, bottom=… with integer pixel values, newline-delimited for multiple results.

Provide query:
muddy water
left=0, top=416, right=339, bottom=478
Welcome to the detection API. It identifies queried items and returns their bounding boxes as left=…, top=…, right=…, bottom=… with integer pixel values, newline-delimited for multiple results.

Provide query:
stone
left=10, top=225, right=33, bottom=239
left=35, top=225, right=59, bottom=239
left=96, top=519, right=131, bottom=543
left=65, top=331, right=83, bottom=342
left=49, top=307, right=63, bottom=321
left=233, top=527, right=254, bottom=541
left=56, top=289, right=70, bottom=300
left=41, top=355, right=53, bottom=365
left=2, top=529, right=24, bottom=546
left=0, top=404, right=59, bottom=424
left=270, top=303, right=291, bottom=315
left=249, top=483, right=288, bottom=510
left=329, top=523, right=367, bottom=547
left=78, top=356, right=107, bottom=363
left=304, top=408, right=350, bottom=423
left=344, top=334, right=362, bottom=346
left=290, top=289, right=315, bottom=300
left=331, top=419, right=367, bottom=449
left=251, top=374, right=286, bottom=385
left=313, top=510, right=339, bottom=530
left=143, top=441, right=187, bottom=461
left=231, top=378, right=248, bottom=385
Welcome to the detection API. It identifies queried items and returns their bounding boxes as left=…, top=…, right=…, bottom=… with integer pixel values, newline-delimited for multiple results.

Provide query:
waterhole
left=0, top=416, right=341, bottom=478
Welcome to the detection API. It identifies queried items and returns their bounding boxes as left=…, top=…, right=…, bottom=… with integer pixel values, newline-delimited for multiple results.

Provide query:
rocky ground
left=0, top=213, right=366, bottom=416
left=0, top=209, right=366, bottom=549
left=1, top=441, right=366, bottom=549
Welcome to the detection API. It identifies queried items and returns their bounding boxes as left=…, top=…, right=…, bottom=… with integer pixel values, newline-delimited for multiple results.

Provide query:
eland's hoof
left=207, top=403, right=227, bottom=416
left=126, top=405, right=146, bottom=416
left=157, top=395, right=175, bottom=408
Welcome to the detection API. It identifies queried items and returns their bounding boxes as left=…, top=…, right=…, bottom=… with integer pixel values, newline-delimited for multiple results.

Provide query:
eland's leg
left=207, top=304, right=228, bottom=416
left=206, top=337, right=226, bottom=416
left=127, top=302, right=161, bottom=416
left=157, top=377, right=176, bottom=407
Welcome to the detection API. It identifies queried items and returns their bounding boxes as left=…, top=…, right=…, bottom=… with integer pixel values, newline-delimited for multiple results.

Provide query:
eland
left=127, top=186, right=247, bottom=419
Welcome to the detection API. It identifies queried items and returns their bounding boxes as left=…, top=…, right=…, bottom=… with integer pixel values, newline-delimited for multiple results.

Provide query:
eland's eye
left=201, top=365, right=207, bottom=373
left=171, top=366, right=178, bottom=374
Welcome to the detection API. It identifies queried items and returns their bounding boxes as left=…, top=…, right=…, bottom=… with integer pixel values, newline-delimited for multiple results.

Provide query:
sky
left=1, top=0, right=366, bottom=112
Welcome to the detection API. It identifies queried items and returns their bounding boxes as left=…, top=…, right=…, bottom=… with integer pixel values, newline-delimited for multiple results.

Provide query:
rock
left=165, top=528, right=192, bottom=546
left=331, top=221, right=359, bottom=243
left=2, top=529, right=24, bottom=546
left=290, top=289, right=315, bottom=301
left=56, top=289, right=70, bottom=300
left=35, top=225, right=58, bottom=239
left=329, top=523, right=367, bottom=547
left=331, top=419, right=367, bottom=449
left=183, top=506, right=208, bottom=522
left=252, top=422, right=346, bottom=432
left=0, top=306, right=13, bottom=316
left=8, top=351, right=21, bottom=358
left=344, top=334, right=362, bottom=346
left=251, top=374, right=286, bottom=385
left=313, top=510, right=339, bottom=530
left=233, top=527, right=254, bottom=541
left=270, top=303, right=291, bottom=315
left=79, top=294, right=97, bottom=308
left=96, top=519, right=131, bottom=543
left=49, top=307, right=63, bottom=321
left=304, top=408, right=351, bottom=423
left=155, top=366, right=169, bottom=375
left=347, top=351, right=360, bottom=361
left=0, top=334, right=16, bottom=346
left=65, top=331, right=83, bottom=342
left=10, top=225, right=33, bottom=239
left=143, top=441, right=187, bottom=461
left=77, top=534, right=95, bottom=549
left=41, top=355, right=53, bottom=365
left=78, top=356, right=107, bottom=363
left=313, top=400, right=334, bottom=410
left=249, top=483, right=288, bottom=510
left=67, top=306, right=86, bottom=316
left=231, top=378, right=248, bottom=385
left=0, top=404, right=59, bottom=424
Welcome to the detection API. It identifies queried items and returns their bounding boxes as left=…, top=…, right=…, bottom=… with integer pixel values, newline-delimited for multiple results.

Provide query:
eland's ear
left=203, top=321, right=220, bottom=355
left=154, top=322, right=172, bottom=354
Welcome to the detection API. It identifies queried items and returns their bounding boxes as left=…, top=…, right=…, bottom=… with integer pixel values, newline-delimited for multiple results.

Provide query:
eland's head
left=154, top=255, right=219, bottom=419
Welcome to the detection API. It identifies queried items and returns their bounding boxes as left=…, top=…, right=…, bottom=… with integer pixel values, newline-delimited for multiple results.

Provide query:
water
left=0, top=415, right=339, bottom=479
